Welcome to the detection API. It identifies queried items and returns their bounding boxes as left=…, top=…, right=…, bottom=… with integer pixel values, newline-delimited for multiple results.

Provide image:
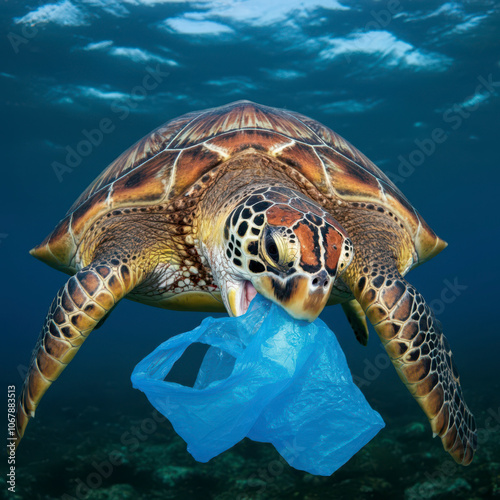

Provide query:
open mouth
left=241, top=280, right=258, bottom=315
left=228, top=280, right=258, bottom=317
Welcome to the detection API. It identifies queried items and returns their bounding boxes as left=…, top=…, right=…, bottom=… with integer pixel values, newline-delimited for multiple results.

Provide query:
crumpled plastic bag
left=131, top=294, right=384, bottom=476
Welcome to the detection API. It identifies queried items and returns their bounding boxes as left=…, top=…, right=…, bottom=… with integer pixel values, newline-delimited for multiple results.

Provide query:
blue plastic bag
left=131, top=295, right=384, bottom=476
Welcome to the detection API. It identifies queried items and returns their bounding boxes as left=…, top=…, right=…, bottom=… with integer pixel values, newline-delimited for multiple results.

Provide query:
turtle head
left=219, top=187, right=353, bottom=322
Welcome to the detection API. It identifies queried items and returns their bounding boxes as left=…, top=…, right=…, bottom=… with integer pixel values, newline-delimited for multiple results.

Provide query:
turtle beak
left=223, top=279, right=259, bottom=317
left=252, top=271, right=333, bottom=322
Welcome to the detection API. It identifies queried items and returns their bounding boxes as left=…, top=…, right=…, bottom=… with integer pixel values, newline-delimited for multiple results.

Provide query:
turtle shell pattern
left=32, top=100, right=444, bottom=271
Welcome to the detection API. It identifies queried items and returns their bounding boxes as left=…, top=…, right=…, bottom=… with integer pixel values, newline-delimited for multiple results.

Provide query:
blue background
left=1, top=0, right=499, bottom=496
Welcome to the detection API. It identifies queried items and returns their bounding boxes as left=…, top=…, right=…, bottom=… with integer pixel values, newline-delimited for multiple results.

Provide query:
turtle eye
left=262, top=226, right=297, bottom=269
left=265, top=238, right=280, bottom=262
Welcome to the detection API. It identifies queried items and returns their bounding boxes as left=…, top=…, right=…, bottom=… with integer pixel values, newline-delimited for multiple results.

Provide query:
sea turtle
left=15, top=100, right=476, bottom=464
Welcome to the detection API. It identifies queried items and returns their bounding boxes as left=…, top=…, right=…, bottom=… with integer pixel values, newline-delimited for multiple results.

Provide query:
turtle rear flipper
left=344, top=247, right=477, bottom=465
left=341, top=299, right=369, bottom=346
left=15, top=258, right=139, bottom=447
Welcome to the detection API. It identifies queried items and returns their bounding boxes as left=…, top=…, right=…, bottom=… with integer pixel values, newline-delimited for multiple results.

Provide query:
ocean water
left=1, top=1, right=499, bottom=499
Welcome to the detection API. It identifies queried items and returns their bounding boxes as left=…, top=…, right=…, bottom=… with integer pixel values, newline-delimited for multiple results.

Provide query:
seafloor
left=3, top=380, right=499, bottom=500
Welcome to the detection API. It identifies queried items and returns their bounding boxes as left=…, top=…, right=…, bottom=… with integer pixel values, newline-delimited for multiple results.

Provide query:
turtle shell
left=32, top=100, right=445, bottom=272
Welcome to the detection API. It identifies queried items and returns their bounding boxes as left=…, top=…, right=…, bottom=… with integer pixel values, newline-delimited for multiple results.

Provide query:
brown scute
left=294, top=223, right=318, bottom=268
left=207, top=129, right=288, bottom=155
left=377, top=321, right=401, bottom=341
left=449, top=438, right=465, bottom=464
left=422, top=384, right=445, bottom=418
left=400, top=321, right=419, bottom=341
left=317, top=147, right=382, bottom=199
left=112, top=150, right=178, bottom=205
left=442, top=423, right=458, bottom=451
left=43, top=334, right=78, bottom=364
left=67, top=279, right=87, bottom=308
left=404, top=347, right=421, bottom=363
left=36, top=347, right=64, bottom=381
left=15, top=403, right=28, bottom=438
left=393, top=294, right=413, bottom=322
left=96, top=265, right=111, bottom=278
left=67, top=111, right=198, bottom=213
left=60, top=324, right=81, bottom=341
left=366, top=304, right=388, bottom=324
left=357, top=276, right=366, bottom=293
left=71, top=189, right=109, bottom=239
left=30, top=217, right=74, bottom=270
left=463, top=444, right=474, bottom=465
left=415, top=371, right=439, bottom=396
left=83, top=302, right=106, bottom=321
left=37, top=100, right=442, bottom=270
left=275, top=142, right=330, bottom=194
left=381, top=280, right=407, bottom=310
left=21, top=390, right=34, bottom=419
left=309, top=124, right=441, bottom=257
left=106, top=274, right=124, bottom=297
left=385, top=339, right=409, bottom=358
left=70, top=312, right=95, bottom=332
left=412, top=332, right=425, bottom=347
left=265, top=190, right=291, bottom=204
left=170, top=101, right=320, bottom=149
left=171, top=146, right=222, bottom=198
left=362, top=287, right=376, bottom=305
left=416, top=226, right=448, bottom=265
left=26, top=368, right=51, bottom=407
left=285, top=109, right=391, bottom=178
left=94, top=290, right=115, bottom=310
left=266, top=205, right=303, bottom=227
left=432, top=403, right=451, bottom=436
left=120, top=265, right=132, bottom=290
left=22, top=386, right=35, bottom=416
left=401, top=356, right=431, bottom=383
left=61, top=289, right=75, bottom=312
left=296, top=193, right=325, bottom=217
left=378, top=181, right=445, bottom=265
left=290, top=197, right=312, bottom=213
left=323, top=226, right=343, bottom=272
left=48, top=320, right=61, bottom=338
left=382, top=183, right=420, bottom=229
left=78, top=271, right=101, bottom=296
left=52, top=306, right=66, bottom=325
left=47, top=217, right=73, bottom=261
left=323, top=212, right=349, bottom=238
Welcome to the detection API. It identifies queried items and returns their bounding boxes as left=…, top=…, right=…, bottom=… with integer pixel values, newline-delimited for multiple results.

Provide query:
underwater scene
left=2, top=0, right=500, bottom=498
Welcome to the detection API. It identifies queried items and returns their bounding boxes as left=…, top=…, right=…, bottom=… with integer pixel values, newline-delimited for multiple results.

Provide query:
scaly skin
left=15, top=150, right=477, bottom=466
left=339, top=208, right=477, bottom=465
left=14, top=256, right=145, bottom=447
left=195, top=159, right=353, bottom=320
left=341, top=299, right=369, bottom=346
left=14, top=158, right=352, bottom=447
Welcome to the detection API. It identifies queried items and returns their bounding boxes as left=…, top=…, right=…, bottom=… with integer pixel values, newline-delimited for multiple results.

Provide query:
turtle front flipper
left=344, top=253, right=477, bottom=465
left=14, top=259, right=138, bottom=448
